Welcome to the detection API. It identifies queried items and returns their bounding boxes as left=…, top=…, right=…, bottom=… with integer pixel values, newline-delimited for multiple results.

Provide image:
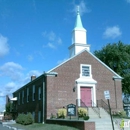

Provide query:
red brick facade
left=12, top=50, right=123, bottom=123
left=46, top=119, right=95, bottom=130
left=46, top=50, right=123, bottom=118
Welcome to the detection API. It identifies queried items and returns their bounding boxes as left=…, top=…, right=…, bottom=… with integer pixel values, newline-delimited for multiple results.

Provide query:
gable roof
left=47, top=49, right=122, bottom=79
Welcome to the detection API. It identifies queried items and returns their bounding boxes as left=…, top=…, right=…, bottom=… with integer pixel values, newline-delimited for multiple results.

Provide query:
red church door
left=80, top=87, right=92, bottom=107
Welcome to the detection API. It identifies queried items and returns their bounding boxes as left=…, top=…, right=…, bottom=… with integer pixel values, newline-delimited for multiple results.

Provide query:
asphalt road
left=0, top=124, right=10, bottom=130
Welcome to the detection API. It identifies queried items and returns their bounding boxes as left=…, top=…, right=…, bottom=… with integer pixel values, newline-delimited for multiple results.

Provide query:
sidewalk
left=0, top=120, right=25, bottom=130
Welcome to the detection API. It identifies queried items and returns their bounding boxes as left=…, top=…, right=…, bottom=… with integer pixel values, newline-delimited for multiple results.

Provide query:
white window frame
left=32, top=85, right=35, bottom=101
left=38, top=111, right=41, bottom=123
left=38, top=87, right=41, bottom=100
left=27, top=88, right=29, bottom=102
left=22, top=90, right=24, bottom=104
left=18, top=93, right=20, bottom=105
left=80, top=64, right=92, bottom=78
left=32, top=112, right=35, bottom=121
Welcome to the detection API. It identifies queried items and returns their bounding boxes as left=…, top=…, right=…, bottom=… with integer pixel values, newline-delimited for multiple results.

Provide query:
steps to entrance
left=88, top=107, right=100, bottom=118
left=88, top=107, right=110, bottom=119
left=88, top=107, right=130, bottom=130
left=89, top=118, right=119, bottom=130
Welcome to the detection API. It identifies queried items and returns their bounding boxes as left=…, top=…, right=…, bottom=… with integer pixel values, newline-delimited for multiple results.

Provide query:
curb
left=3, top=124, right=25, bottom=130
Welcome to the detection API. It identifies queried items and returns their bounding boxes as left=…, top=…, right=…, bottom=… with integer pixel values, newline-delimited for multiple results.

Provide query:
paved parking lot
left=0, top=124, right=10, bottom=130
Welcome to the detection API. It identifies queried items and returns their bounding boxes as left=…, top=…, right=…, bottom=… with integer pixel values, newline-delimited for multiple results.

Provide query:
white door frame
left=76, top=80, right=97, bottom=107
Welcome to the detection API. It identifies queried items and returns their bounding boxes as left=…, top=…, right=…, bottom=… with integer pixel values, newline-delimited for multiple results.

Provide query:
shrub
left=57, top=108, right=67, bottom=118
left=119, top=111, right=127, bottom=118
left=4, top=114, right=12, bottom=120
left=16, top=113, right=34, bottom=125
left=78, top=107, right=87, bottom=117
left=114, top=110, right=127, bottom=118
left=83, top=115, right=89, bottom=120
left=50, top=113, right=56, bottom=119
left=16, top=114, right=25, bottom=124
left=23, top=113, right=34, bottom=125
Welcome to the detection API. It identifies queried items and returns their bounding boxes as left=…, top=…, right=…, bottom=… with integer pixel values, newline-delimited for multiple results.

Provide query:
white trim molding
left=76, top=76, right=97, bottom=107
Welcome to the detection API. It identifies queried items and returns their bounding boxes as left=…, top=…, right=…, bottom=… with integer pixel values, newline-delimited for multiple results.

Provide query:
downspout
left=42, top=79, right=45, bottom=124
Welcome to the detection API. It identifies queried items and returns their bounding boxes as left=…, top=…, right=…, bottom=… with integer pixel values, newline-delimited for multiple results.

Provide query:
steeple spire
left=68, top=5, right=90, bottom=58
left=74, top=6, right=84, bottom=29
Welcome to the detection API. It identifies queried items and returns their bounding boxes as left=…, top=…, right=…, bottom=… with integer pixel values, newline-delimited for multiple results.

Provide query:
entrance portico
left=76, top=77, right=97, bottom=107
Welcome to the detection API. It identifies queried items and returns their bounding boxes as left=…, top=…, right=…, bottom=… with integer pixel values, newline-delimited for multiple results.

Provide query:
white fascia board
left=44, top=72, right=58, bottom=76
left=47, top=49, right=122, bottom=79
left=11, top=97, right=17, bottom=101
left=76, top=77, right=97, bottom=84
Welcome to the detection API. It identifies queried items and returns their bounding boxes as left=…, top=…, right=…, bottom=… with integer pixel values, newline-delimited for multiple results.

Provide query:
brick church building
left=11, top=9, right=123, bottom=123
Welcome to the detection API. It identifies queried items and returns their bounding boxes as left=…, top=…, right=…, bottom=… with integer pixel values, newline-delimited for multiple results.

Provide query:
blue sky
left=0, top=0, right=130, bottom=111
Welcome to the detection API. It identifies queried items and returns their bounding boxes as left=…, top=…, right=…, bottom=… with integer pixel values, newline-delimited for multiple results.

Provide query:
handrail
left=76, top=99, right=89, bottom=116
left=91, top=100, right=101, bottom=118
left=97, top=99, right=109, bottom=114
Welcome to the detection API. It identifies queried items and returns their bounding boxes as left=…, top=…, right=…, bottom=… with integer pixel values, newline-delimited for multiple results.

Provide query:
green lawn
left=10, top=123, right=79, bottom=130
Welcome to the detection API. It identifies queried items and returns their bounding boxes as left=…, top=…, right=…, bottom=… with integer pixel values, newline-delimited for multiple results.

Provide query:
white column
left=77, top=84, right=80, bottom=106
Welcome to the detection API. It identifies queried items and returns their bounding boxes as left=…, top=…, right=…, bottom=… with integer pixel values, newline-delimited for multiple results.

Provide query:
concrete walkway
left=0, top=120, right=25, bottom=130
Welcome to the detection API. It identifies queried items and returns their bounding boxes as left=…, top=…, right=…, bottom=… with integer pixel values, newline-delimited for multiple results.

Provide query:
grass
left=10, top=123, right=79, bottom=130
left=113, top=115, right=130, bottom=119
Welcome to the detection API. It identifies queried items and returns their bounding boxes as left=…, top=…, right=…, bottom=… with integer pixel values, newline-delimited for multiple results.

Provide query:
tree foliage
left=94, top=41, right=130, bottom=94
left=6, top=102, right=11, bottom=113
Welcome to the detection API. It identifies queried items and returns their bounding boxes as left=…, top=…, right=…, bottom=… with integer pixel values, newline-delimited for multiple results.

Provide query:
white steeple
left=68, top=6, right=90, bottom=58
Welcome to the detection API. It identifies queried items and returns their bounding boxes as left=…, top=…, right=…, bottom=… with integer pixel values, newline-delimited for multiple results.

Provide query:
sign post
left=104, top=90, right=115, bottom=130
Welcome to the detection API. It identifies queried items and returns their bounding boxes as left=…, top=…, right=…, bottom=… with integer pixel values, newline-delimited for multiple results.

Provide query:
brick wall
left=13, top=76, right=45, bottom=123
left=46, top=51, right=123, bottom=118
left=46, top=119, right=95, bottom=130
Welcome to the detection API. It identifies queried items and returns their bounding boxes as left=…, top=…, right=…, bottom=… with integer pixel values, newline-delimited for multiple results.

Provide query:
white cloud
left=47, top=43, right=56, bottom=49
left=5, top=82, right=16, bottom=90
left=0, top=68, right=42, bottom=97
left=0, top=62, right=24, bottom=81
left=48, top=31, right=56, bottom=41
left=42, top=31, right=62, bottom=49
left=57, top=58, right=68, bottom=65
left=4, top=82, right=17, bottom=95
left=27, top=55, right=33, bottom=61
left=35, top=51, right=44, bottom=59
left=72, top=1, right=91, bottom=16
left=0, top=63, right=42, bottom=111
left=22, top=70, right=42, bottom=84
left=0, top=96, right=5, bottom=112
left=103, top=26, right=122, bottom=39
left=57, top=37, right=62, bottom=44
left=32, top=0, right=36, bottom=11
left=126, top=0, right=130, bottom=3
left=0, top=34, right=9, bottom=57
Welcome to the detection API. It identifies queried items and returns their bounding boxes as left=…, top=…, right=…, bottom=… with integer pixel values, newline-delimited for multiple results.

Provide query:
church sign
left=67, top=104, right=76, bottom=116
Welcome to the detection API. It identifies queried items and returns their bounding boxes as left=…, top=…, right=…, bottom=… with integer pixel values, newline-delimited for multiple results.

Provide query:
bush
left=50, top=113, right=56, bottom=119
left=113, top=110, right=127, bottom=118
left=4, top=113, right=12, bottom=120
left=16, top=113, right=34, bottom=125
left=78, top=107, right=87, bottom=117
left=24, top=113, right=34, bottom=125
left=83, top=115, right=89, bottom=120
left=119, top=111, right=127, bottom=118
left=16, top=114, right=25, bottom=124
left=57, top=108, right=67, bottom=118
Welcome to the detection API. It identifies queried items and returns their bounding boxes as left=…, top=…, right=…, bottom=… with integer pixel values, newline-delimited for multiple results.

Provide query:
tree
left=6, top=102, right=11, bottom=113
left=94, top=41, right=130, bottom=94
